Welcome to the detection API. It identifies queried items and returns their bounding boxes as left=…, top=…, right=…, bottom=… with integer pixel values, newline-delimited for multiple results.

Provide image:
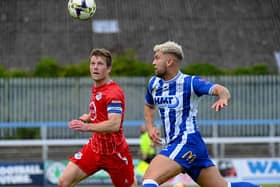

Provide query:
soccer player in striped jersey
left=58, top=48, right=136, bottom=187
left=142, top=41, right=260, bottom=187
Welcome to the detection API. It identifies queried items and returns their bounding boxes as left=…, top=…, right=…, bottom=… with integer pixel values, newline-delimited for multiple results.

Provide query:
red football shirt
left=88, top=80, right=127, bottom=155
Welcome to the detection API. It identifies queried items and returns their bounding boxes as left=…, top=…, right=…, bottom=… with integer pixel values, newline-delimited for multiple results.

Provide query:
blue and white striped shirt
left=145, top=71, right=215, bottom=144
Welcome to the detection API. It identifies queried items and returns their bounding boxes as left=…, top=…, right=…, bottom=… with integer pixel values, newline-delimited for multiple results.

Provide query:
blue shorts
left=159, top=131, right=214, bottom=181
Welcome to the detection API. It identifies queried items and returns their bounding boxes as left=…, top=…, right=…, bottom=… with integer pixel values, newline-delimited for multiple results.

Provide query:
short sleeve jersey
left=145, top=71, right=215, bottom=144
left=89, top=80, right=127, bottom=155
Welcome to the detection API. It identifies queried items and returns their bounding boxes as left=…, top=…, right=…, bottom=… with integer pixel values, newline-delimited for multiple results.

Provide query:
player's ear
left=107, top=65, right=112, bottom=73
left=167, top=57, right=174, bottom=66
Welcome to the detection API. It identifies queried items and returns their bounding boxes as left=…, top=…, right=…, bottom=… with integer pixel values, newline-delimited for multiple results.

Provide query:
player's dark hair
left=90, top=48, right=112, bottom=67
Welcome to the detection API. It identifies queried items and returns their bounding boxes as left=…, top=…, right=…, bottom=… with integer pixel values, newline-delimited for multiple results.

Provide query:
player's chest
left=152, top=83, right=191, bottom=109
left=90, top=91, right=107, bottom=107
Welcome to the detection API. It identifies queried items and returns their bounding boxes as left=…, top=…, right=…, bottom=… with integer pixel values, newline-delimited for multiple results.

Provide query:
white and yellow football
left=67, top=0, right=96, bottom=20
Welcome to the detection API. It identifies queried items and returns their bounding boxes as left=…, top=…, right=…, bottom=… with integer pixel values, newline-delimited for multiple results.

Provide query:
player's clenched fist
left=69, top=119, right=89, bottom=132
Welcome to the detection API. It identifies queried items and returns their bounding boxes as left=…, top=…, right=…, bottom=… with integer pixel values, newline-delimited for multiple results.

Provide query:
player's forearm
left=144, top=104, right=156, bottom=129
left=87, top=120, right=121, bottom=133
left=212, top=84, right=231, bottom=100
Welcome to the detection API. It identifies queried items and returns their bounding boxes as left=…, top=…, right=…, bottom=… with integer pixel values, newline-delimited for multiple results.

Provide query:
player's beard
left=155, top=66, right=167, bottom=79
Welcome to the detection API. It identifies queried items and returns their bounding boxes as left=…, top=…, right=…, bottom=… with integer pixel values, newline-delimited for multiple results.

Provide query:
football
left=67, top=0, right=96, bottom=20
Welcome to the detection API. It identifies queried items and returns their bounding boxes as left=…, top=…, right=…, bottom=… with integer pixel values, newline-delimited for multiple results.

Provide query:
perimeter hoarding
left=1, top=158, right=278, bottom=186
left=45, top=158, right=280, bottom=186
left=0, top=162, right=44, bottom=186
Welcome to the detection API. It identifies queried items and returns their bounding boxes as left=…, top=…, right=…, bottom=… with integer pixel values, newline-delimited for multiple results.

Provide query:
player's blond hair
left=153, top=41, right=184, bottom=60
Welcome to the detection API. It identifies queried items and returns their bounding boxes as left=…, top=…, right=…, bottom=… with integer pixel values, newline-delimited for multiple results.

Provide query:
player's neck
left=94, top=77, right=111, bottom=87
left=163, top=70, right=180, bottom=81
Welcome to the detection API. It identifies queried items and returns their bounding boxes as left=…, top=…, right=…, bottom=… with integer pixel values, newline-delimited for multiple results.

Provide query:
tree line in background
left=0, top=50, right=272, bottom=78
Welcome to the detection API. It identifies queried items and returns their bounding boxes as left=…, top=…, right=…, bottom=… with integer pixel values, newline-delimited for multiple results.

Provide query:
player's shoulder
left=106, top=81, right=125, bottom=96
left=146, top=76, right=161, bottom=93
left=147, top=76, right=162, bottom=87
left=148, top=75, right=159, bottom=82
left=107, top=80, right=122, bottom=90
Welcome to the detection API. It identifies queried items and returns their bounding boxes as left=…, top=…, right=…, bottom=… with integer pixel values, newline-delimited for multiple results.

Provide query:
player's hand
left=211, top=98, right=228, bottom=111
left=148, top=126, right=162, bottom=145
left=68, top=119, right=89, bottom=132
left=79, top=113, right=90, bottom=122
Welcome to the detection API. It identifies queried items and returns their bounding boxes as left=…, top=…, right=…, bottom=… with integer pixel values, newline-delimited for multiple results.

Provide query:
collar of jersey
left=162, top=71, right=182, bottom=83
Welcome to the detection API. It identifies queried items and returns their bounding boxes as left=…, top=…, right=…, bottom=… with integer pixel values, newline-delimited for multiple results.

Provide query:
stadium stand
left=0, top=0, right=279, bottom=71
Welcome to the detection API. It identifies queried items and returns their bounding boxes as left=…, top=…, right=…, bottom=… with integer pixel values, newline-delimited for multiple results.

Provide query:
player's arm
left=211, top=84, right=231, bottom=111
left=144, top=103, right=161, bottom=144
left=69, top=113, right=121, bottom=133
left=88, top=113, right=121, bottom=132
left=79, top=113, right=91, bottom=123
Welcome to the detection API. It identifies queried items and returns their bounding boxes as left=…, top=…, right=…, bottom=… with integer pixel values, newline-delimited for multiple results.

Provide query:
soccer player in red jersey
left=58, top=48, right=137, bottom=187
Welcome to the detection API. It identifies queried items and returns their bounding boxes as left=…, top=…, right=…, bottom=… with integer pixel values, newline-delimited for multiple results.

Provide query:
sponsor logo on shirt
left=154, top=96, right=179, bottom=108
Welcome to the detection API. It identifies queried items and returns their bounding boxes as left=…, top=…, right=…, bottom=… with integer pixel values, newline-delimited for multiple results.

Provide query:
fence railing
left=1, top=119, right=280, bottom=139
left=1, top=119, right=280, bottom=159
left=1, top=76, right=280, bottom=122
left=1, top=76, right=280, bottom=159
